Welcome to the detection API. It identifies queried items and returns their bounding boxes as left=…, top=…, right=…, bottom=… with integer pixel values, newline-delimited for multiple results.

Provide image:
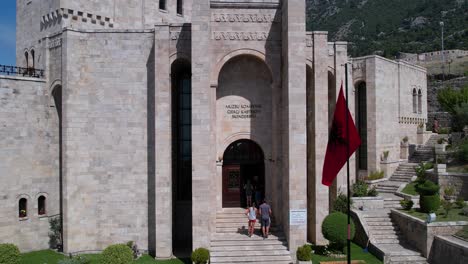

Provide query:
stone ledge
left=0, top=75, right=47, bottom=82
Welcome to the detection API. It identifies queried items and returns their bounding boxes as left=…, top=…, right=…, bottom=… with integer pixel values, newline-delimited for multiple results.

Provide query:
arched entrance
left=222, top=139, right=265, bottom=208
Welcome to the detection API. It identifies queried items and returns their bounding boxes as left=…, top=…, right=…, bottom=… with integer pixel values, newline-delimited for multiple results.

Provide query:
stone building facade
left=0, top=0, right=427, bottom=259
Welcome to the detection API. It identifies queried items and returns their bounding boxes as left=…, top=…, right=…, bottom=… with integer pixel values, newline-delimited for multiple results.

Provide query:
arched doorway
left=222, top=139, right=264, bottom=208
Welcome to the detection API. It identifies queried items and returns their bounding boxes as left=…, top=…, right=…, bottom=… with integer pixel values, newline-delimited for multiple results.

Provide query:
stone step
left=376, top=189, right=397, bottom=193
left=375, top=238, right=401, bottom=244
left=212, top=233, right=285, bottom=241
left=215, top=227, right=279, bottom=233
left=211, top=240, right=286, bottom=247
left=368, top=225, right=400, bottom=231
left=211, top=255, right=293, bottom=263
left=389, top=255, right=427, bottom=262
left=365, top=217, right=389, bottom=222
left=368, top=221, right=394, bottom=226
left=211, top=244, right=288, bottom=252
left=211, top=250, right=290, bottom=257
left=212, top=262, right=292, bottom=264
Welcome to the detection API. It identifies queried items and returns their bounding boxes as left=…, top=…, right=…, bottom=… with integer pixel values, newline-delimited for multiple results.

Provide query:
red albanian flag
left=322, top=84, right=361, bottom=186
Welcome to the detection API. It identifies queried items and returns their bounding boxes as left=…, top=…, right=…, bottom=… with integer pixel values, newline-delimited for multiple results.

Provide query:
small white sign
left=290, top=209, right=307, bottom=226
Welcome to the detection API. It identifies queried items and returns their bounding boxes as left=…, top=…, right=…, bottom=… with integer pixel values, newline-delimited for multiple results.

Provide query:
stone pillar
left=153, top=24, right=172, bottom=258
left=191, top=0, right=214, bottom=250
left=282, top=0, right=308, bottom=254
left=307, top=31, right=329, bottom=244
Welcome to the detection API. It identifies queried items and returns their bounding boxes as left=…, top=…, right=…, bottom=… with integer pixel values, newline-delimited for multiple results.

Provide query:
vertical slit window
left=418, top=89, right=422, bottom=114
left=19, top=198, right=27, bottom=218
left=412, top=88, right=417, bottom=113
left=159, top=0, right=166, bottom=10
left=177, top=0, right=183, bottom=15
left=38, top=196, right=46, bottom=215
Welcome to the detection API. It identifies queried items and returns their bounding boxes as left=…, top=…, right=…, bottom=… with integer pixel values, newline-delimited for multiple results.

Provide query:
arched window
left=38, top=196, right=46, bottom=215
left=412, top=88, right=417, bottom=113
left=24, top=51, right=29, bottom=69
left=177, top=0, right=183, bottom=14
left=19, top=198, right=27, bottom=218
left=159, top=0, right=166, bottom=10
left=418, top=89, right=422, bottom=114
left=30, top=49, right=35, bottom=69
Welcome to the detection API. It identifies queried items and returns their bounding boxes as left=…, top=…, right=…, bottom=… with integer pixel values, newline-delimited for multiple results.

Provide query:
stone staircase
left=362, top=209, right=428, bottom=264
left=409, top=134, right=447, bottom=163
left=210, top=208, right=293, bottom=264
left=376, top=163, right=418, bottom=195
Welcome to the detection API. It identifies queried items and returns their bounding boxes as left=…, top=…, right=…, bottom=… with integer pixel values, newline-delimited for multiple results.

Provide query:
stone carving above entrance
left=212, top=13, right=280, bottom=23
left=213, top=31, right=269, bottom=41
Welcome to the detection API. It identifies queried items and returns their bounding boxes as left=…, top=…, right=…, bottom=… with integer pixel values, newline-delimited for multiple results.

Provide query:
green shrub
left=191, top=248, right=210, bottom=264
left=453, top=102, right=468, bottom=132
left=322, top=212, right=355, bottom=252
left=420, top=194, right=441, bottom=213
left=58, top=256, right=90, bottom=264
left=444, top=186, right=455, bottom=197
left=402, top=136, right=409, bottom=143
left=367, top=171, right=384, bottom=181
left=367, top=187, right=378, bottom=197
left=333, top=193, right=352, bottom=214
left=0, top=243, right=20, bottom=264
left=458, top=140, right=468, bottom=163
left=438, top=127, right=450, bottom=134
left=400, top=199, right=414, bottom=210
left=49, top=216, right=62, bottom=249
left=463, top=206, right=468, bottom=216
left=414, top=163, right=429, bottom=182
left=442, top=200, right=453, bottom=217
left=456, top=198, right=465, bottom=208
left=415, top=180, right=440, bottom=196
left=101, top=244, right=133, bottom=264
left=296, top=244, right=312, bottom=261
left=312, top=244, right=329, bottom=256
left=352, top=181, right=369, bottom=197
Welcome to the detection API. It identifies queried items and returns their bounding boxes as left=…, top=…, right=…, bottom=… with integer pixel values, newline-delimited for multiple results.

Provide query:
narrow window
left=19, top=198, right=27, bottom=218
left=38, top=196, right=46, bottom=215
left=30, top=49, right=35, bottom=69
left=418, top=89, right=422, bottom=114
left=177, top=0, right=183, bottom=15
left=412, top=88, right=417, bottom=113
left=159, top=0, right=166, bottom=10
left=24, top=51, right=29, bottom=69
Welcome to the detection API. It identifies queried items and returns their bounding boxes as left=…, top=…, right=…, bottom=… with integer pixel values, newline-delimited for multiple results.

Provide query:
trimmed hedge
left=420, top=194, right=441, bottom=213
left=101, top=244, right=133, bottom=264
left=191, top=248, right=210, bottom=264
left=0, top=243, right=20, bottom=264
left=416, top=180, right=439, bottom=196
left=296, top=244, right=312, bottom=261
left=322, top=212, right=355, bottom=252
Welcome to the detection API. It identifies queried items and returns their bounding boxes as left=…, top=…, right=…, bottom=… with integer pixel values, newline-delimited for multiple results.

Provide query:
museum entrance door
left=222, top=139, right=264, bottom=208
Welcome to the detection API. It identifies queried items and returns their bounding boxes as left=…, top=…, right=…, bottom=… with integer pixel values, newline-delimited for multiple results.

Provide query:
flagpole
left=345, top=62, right=351, bottom=264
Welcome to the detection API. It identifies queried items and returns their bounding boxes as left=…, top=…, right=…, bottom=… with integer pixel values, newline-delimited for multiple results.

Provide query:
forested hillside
left=306, top=0, right=468, bottom=58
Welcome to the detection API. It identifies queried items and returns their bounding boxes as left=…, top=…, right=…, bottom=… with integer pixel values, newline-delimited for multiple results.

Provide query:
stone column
left=282, top=0, right=308, bottom=253
left=154, top=24, right=172, bottom=258
left=307, top=31, right=329, bottom=244
left=191, top=0, right=214, bottom=250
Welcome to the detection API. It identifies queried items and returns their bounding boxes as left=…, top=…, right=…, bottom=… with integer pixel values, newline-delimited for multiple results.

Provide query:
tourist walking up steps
left=244, top=180, right=253, bottom=207
left=259, top=199, right=272, bottom=239
left=245, top=202, right=258, bottom=237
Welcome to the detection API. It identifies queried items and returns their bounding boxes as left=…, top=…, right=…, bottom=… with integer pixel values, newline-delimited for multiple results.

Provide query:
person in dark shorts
left=259, top=199, right=272, bottom=239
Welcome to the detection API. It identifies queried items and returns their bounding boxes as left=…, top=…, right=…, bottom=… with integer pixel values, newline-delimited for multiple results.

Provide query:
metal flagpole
left=345, top=62, right=351, bottom=264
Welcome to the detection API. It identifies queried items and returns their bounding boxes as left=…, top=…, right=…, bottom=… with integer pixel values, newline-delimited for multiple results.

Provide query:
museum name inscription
left=225, top=104, right=262, bottom=119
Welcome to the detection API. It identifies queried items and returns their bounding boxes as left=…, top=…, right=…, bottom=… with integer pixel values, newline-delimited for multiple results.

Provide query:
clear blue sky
left=0, top=1, right=16, bottom=66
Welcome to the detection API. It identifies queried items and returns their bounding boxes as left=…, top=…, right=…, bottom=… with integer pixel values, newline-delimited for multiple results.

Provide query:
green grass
left=401, top=182, right=418, bottom=196
left=400, top=206, right=468, bottom=222
left=20, top=250, right=190, bottom=264
left=20, top=250, right=66, bottom=264
left=311, top=242, right=382, bottom=264
left=447, top=164, right=468, bottom=173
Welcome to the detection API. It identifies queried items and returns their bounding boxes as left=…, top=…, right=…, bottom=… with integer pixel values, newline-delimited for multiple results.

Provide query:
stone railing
left=0, top=65, right=45, bottom=78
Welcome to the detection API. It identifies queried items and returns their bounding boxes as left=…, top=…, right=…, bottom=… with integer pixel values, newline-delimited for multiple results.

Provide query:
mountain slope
left=306, top=0, right=468, bottom=58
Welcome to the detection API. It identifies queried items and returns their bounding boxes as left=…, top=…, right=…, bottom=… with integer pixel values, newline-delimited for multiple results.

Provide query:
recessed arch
left=417, top=89, right=422, bottom=114
left=211, top=49, right=273, bottom=87
left=355, top=81, right=368, bottom=171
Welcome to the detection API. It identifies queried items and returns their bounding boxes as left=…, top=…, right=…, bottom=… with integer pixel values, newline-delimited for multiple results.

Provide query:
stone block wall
left=61, top=29, right=154, bottom=253
left=391, top=209, right=467, bottom=258
left=432, top=172, right=468, bottom=200
left=0, top=76, right=59, bottom=252
left=429, top=235, right=468, bottom=264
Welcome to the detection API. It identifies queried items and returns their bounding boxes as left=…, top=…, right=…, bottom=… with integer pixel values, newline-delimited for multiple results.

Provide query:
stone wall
left=431, top=172, right=468, bottom=200
left=0, top=76, right=59, bottom=252
left=61, top=29, right=154, bottom=253
left=428, top=235, right=468, bottom=264
left=391, top=209, right=468, bottom=258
